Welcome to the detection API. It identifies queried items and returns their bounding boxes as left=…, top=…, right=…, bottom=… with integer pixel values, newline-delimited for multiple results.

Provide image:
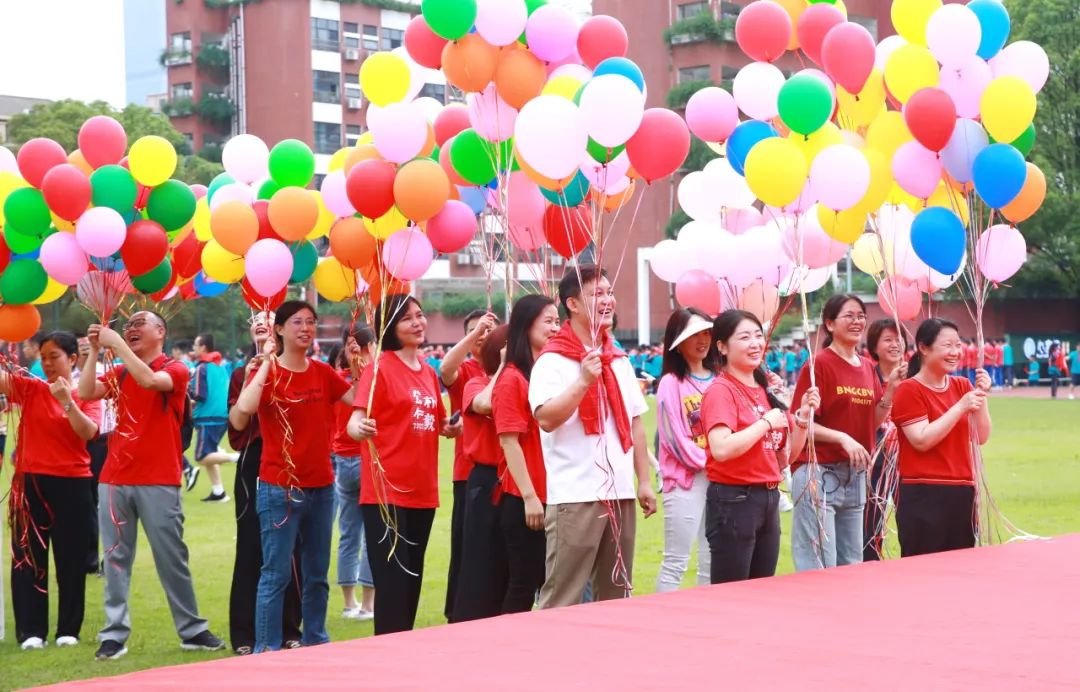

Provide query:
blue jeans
left=332, top=455, right=373, bottom=588
left=791, top=462, right=866, bottom=571
left=255, top=482, right=334, bottom=652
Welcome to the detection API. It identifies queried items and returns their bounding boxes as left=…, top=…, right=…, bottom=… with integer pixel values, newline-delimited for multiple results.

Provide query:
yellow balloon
left=307, top=190, right=335, bottom=240
left=835, top=0, right=848, bottom=18
left=980, top=76, right=1036, bottom=144
left=789, top=122, right=843, bottom=162
left=856, top=149, right=893, bottom=213
left=891, top=0, right=942, bottom=46
left=817, top=206, right=867, bottom=243
left=837, top=69, right=886, bottom=128
left=775, top=0, right=808, bottom=50
left=170, top=221, right=194, bottom=247
left=359, top=52, right=410, bottom=106
left=927, top=183, right=970, bottom=226
left=201, top=239, right=245, bottom=284
left=866, top=111, right=912, bottom=160
left=313, top=257, right=357, bottom=302
left=49, top=211, right=76, bottom=232
left=68, top=149, right=94, bottom=176
left=363, top=206, right=409, bottom=240
left=884, top=44, right=939, bottom=103
left=357, top=131, right=374, bottom=146
left=192, top=197, right=213, bottom=241
left=0, top=172, right=30, bottom=225
left=31, top=277, right=68, bottom=305
left=850, top=234, right=885, bottom=274
left=128, top=135, right=177, bottom=187
left=745, top=138, right=808, bottom=208
left=887, top=182, right=924, bottom=213
left=707, top=141, right=726, bottom=156
left=542, top=75, right=584, bottom=101
left=328, top=147, right=350, bottom=173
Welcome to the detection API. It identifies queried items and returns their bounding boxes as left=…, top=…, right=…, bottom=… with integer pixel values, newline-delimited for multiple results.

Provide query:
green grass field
left=2, top=396, right=1078, bottom=690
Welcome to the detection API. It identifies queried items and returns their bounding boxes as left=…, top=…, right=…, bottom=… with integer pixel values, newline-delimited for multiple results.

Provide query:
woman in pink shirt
left=655, top=309, right=720, bottom=591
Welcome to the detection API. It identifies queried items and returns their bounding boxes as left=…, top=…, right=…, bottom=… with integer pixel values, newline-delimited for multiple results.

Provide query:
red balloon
left=252, top=199, right=281, bottom=241
left=241, top=276, right=287, bottom=311
left=433, top=107, right=470, bottom=148
left=17, top=138, right=67, bottom=188
left=675, top=270, right=723, bottom=316
left=404, top=16, right=448, bottom=70
left=149, top=268, right=179, bottom=301
left=0, top=235, right=10, bottom=274
left=78, top=116, right=127, bottom=169
left=626, top=109, right=691, bottom=183
left=438, top=137, right=470, bottom=186
left=134, top=183, right=151, bottom=210
left=172, top=233, right=205, bottom=279
left=735, top=1, right=792, bottom=63
left=179, top=280, right=198, bottom=300
left=543, top=204, right=593, bottom=258
left=797, top=2, right=845, bottom=66
left=121, top=219, right=170, bottom=275
left=346, top=159, right=397, bottom=219
left=821, top=22, right=876, bottom=94
left=877, top=276, right=921, bottom=320
left=41, top=164, right=92, bottom=221
left=903, top=88, right=958, bottom=153
left=576, top=15, right=628, bottom=69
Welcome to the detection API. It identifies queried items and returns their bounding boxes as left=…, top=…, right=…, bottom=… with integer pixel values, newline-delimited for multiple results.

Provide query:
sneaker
left=342, top=607, right=374, bottom=621
left=234, top=645, right=253, bottom=656
left=284, top=639, right=302, bottom=649
left=56, top=636, right=79, bottom=647
left=184, top=466, right=200, bottom=492
left=95, top=640, right=127, bottom=660
left=20, top=637, right=46, bottom=651
left=201, top=491, right=230, bottom=503
left=778, top=491, right=794, bottom=513
left=181, top=630, right=226, bottom=652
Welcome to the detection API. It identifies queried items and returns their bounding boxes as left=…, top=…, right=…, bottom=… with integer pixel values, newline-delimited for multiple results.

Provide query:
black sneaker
left=201, top=491, right=230, bottom=503
left=95, top=640, right=127, bottom=660
left=181, top=630, right=226, bottom=652
left=184, top=466, right=200, bottom=492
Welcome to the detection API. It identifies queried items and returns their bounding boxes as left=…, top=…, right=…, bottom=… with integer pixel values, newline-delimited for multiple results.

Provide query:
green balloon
left=430, top=144, right=441, bottom=162
left=146, top=179, right=197, bottom=232
left=4, top=226, right=44, bottom=254
left=131, top=258, right=174, bottom=294
left=587, top=138, right=625, bottom=164
left=1011, top=125, right=1036, bottom=157
left=421, top=0, right=477, bottom=40
left=289, top=241, right=318, bottom=283
left=540, top=170, right=590, bottom=207
left=207, top=172, right=236, bottom=203
left=524, top=0, right=547, bottom=15
left=777, top=74, right=833, bottom=136
left=90, top=165, right=138, bottom=215
left=3, top=188, right=52, bottom=237
left=257, top=178, right=282, bottom=201
left=450, top=129, right=497, bottom=185
left=0, top=259, right=47, bottom=305
left=268, top=139, right=315, bottom=188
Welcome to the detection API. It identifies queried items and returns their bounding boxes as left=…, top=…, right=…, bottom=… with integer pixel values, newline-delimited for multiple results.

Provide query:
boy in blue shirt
left=189, top=332, right=238, bottom=502
left=1069, top=343, right=1080, bottom=400
left=1026, top=356, right=1040, bottom=387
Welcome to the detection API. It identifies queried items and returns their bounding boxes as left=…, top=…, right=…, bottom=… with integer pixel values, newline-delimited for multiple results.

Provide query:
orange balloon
left=344, top=144, right=381, bottom=174
left=1001, top=163, right=1045, bottom=224
left=419, top=124, right=437, bottom=158
left=393, top=159, right=450, bottom=222
left=367, top=275, right=411, bottom=305
left=0, top=304, right=42, bottom=342
left=495, top=49, right=547, bottom=110
left=330, top=216, right=379, bottom=269
left=268, top=186, right=319, bottom=241
left=448, top=185, right=461, bottom=201
left=68, top=149, right=94, bottom=176
left=739, top=280, right=780, bottom=325
left=441, top=34, right=497, bottom=93
left=439, top=137, right=470, bottom=187
left=210, top=201, right=259, bottom=255
left=595, top=181, right=637, bottom=212
left=515, top=147, right=574, bottom=190
left=776, top=0, right=808, bottom=50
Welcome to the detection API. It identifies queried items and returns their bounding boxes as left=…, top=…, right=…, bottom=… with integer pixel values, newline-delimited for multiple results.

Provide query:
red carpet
left=41, top=534, right=1080, bottom=691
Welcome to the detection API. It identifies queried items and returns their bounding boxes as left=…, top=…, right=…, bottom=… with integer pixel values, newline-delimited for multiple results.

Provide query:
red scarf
left=542, top=322, right=633, bottom=453
left=198, top=351, right=223, bottom=365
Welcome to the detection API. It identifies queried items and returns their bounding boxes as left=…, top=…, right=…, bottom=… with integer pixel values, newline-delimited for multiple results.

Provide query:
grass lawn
left=2, top=396, right=1078, bottom=689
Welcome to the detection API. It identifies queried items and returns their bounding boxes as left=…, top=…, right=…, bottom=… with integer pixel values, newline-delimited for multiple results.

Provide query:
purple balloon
left=892, top=141, right=942, bottom=199
left=941, top=118, right=989, bottom=184
left=525, top=4, right=579, bottom=62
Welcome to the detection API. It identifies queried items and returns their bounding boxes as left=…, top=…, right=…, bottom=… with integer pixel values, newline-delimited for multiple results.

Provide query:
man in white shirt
left=529, top=265, right=657, bottom=608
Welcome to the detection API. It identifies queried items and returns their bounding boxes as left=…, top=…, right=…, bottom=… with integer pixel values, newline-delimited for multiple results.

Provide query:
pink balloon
left=320, top=170, right=356, bottom=218
left=467, top=85, right=518, bottom=143
left=877, top=276, right=922, bottom=320
left=0, top=146, right=17, bottom=174
left=190, top=184, right=208, bottom=200
left=939, top=56, right=992, bottom=120
left=650, top=239, right=687, bottom=282
left=580, top=151, right=631, bottom=188
left=821, top=21, right=876, bottom=94
left=526, top=4, right=579, bottom=62
left=475, top=0, right=528, bottom=47
left=726, top=207, right=764, bottom=235
left=244, top=239, right=294, bottom=298
left=685, top=87, right=739, bottom=143
left=989, top=40, right=1049, bottom=93
left=891, top=141, right=942, bottom=199
left=797, top=2, right=845, bottom=66
left=739, top=279, right=780, bottom=324
left=371, top=102, right=428, bottom=164
left=976, top=224, right=1027, bottom=283
left=221, top=134, right=271, bottom=184
left=425, top=200, right=477, bottom=253
left=209, top=182, right=255, bottom=210
left=675, top=269, right=723, bottom=316
left=782, top=213, right=848, bottom=269
left=733, top=61, right=785, bottom=120
left=809, top=145, right=870, bottom=211
left=509, top=221, right=546, bottom=252
left=75, top=207, right=127, bottom=258
left=735, top=0, right=792, bottom=63
left=383, top=228, right=434, bottom=280
left=548, top=63, right=591, bottom=83
left=40, top=232, right=89, bottom=285
left=579, top=74, right=645, bottom=148
left=506, top=171, right=545, bottom=229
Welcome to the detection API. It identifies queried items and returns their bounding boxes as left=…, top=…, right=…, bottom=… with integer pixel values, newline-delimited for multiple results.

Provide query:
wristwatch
left=63, top=401, right=74, bottom=413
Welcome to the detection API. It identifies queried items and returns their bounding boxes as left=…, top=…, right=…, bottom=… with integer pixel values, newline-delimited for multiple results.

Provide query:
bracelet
left=878, top=398, right=892, bottom=409
left=762, top=418, right=774, bottom=435
left=793, top=411, right=808, bottom=429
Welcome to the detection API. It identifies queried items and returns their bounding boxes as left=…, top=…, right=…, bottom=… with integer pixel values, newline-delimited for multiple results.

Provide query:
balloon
left=128, top=136, right=177, bottom=187
left=968, top=0, right=1010, bottom=60
left=820, top=21, right=875, bottom=94
left=0, top=302, right=42, bottom=340
left=208, top=181, right=255, bottom=211
left=172, top=232, right=204, bottom=279
left=78, top=116, right=127, bottom=169
left=244, top=238, right=294, bottom=297
left=506, top=169, right=545, bottom=229
left=836, top=69, right=885, bottom=128
left=851, top=233, right=885, bottom=274
left=422, top=0, right=477, bottom=40
left=702, top=158, right=757, bottom=210
left=990, top=40, right=1050, bottom=95
left=256, top=178, right=281, bottom=201
left=207, top=172, right=236, bottom=202
left=288, top=241, right=318, bottom=283
left=268, top=139, right=315, bottom=188
left=210, top=200, right=259, bottom=255
left=382, top=228, right=434, bottom=280
left=866, top=110, right=912, bottom=160
left=940, top=118, right=989, bottom=184
left=911, top=206, right=964, bottom=274
left=66, top=149, right=93, bottom=176
left=268, top=186, right=319, bottom=241
left=346, top=159, right=397, bottom=219
left=787, top=121, right=842, bottom=164
left=442, top=34, right=498, bottom=93
left=810, top=145, right=869, bottom=211
left=1001, top=123, right=1036, bottom=158
left=474, top=0, right=527, bottom=46
left=495, top=49, right=546, bottom=110
left=972, top=143, right=1026, bottom=209
left=726, top=120, right=779, bottom=176
left=892, top=141, right=941, bottom=200
left=744, top=138, right=808, bottom=208
left=678, top=171, right=720, bottom=223
left=201, top=240, right=245, bottom=284
left=891, top=0, right=942, bottom=46
left=733, top=61, right=785, bottom=121
left=526, top=4, right=579, bottom=62
left=938, top=55, right=992, bottom=120
left=328, top=217, right=376, bottom=271
left=877, top=276, right=922, bottom=320
left=17, top=138, right=67, bottom=188
left=450, top=129, right=499, bottom=185
left=593, top=57, right=645, bottom=94
left=903, top=87, right=957, bottom=152
left=740, top=280, right=780, bottom=323
left=0, top=259, right=47, bottom=305
left=735, top=0, right=792, bottom=63
left=145, top=179, right=196, bottom=231
left=364, top=206, right=409, bottom=240
left=579, top=74, right=646, bottom=148
left=2, top=187, right=50, bottom=239
left=313, top=257, right=358, bottom=301
left=975, top=224, right=1026, bottom=283
left=777, top=73, right=834, bottom=135
left=468, top=84, right=519, bottom=143
left=781, top=212, right=848, bottom=268
left=222, top=134, right=270, bottom=184
left=797, top=3, right=844, bottom=66
left=514, top=95, right=587, bottom=180
left=395, top=159, right=451, bottom=222
left=980, top=76, right=1036, bottom=144
left=925, top=4, right=981, bottom=66
left=649, top=239, right=688, bottom=282
left=577, top=15, right=627, bottom=69
left=884, top=44, right=939, bottom=103
left=625, top=109, right=691, bottom=183
left=371, top=101, right=428, bottom=163
left=685, top=87, right=738, bottom=143
left=425, top=199, right=477, bottom=253
left=131, top=258, right=174, bottom=294
left=358, top=50, right=410, bottom=106
left=319, top=170, right=356, bottom=218
left=0, top=147, right=15, bottom=175
left=40, top=232, right=89, bottom=285
left=1000, top=163, right=1045, bottom=224
left=543, top=203, right=592, bottom=258
left=675, top=270, right=722, bottom=316
left=405, top=15, right=448, bottom=69
left=432, top=107, right=468, bottom=150
left=32, top=277, right=67, bottom=305
left=74, top=207, right=126, bottom=257
left=120, top=219, right=169, bottom=276
left=192, top=273, right=229, bottom=298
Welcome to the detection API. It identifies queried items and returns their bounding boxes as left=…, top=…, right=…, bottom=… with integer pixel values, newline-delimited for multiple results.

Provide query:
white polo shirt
left=529, top=352, right=648, bottom=505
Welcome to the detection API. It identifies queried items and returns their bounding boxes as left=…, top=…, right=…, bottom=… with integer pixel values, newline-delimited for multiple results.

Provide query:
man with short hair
left=189, top=332, right=239, bottom=503
left=530, top=265, right=657, bottom=609
left=79, top=311, right=223, bottom=661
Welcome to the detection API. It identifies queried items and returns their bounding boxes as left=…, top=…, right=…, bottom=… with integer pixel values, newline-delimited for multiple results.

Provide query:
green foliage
left=159, top=48, right=191, bottom=67
left=665, top=208, right=689, bottom=239
left=424, top=291, right=507, bottom=317
left=176, top=155, right=225, bottom=185
left=662, top=13, right=734, bottom=46
left=198, top=142, right=225, bottom=163
left=160, top=96, right=194, bottom=117
left=344, top=0, right=420, bottom=12
left=666, top=80, right=714, bottom=109
left=196, top=43, right=230, bottom=72
left=6, top=100, right=185, bottom=152
left=196, top=94, right=234, bottom=125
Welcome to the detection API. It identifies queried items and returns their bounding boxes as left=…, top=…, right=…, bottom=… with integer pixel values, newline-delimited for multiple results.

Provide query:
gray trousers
left=98, top=484, right=207, bottom=643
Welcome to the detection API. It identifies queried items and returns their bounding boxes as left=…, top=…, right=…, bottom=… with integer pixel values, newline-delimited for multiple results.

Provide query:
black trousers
left=705, top=483, right=781, bottom=584
left=86, top=433, right=110, bottom=572
left=363, top=504, right=435, bottom=635
left=228, top=441, right=303, bottom=652
left=454, top=465, right=507, bottom=622
left=897, top=483, right=976, bottom=557
left=863, top=455, right=888, bottom=562
left=444, top=479, right=467, bottom=622
left=11, top=473, right=93, bottom=643
left=500, top=494, right=546, bottom=614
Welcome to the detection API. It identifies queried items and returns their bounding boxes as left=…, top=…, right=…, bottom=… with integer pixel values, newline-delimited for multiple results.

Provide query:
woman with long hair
left=231, top=301, right=358, bottom=653
left=2, top=331, right=101, bottom=649
left=700, top=311, right=818, bottom=583
left=893, top=318, right=992, bottom=556
left=493, top=294, right=560, bottom=613
left=654, top=308, right=719, bottom=592
left=791, top=294, right=899, bottom=571
left=348, top=295, right=460, bottom=634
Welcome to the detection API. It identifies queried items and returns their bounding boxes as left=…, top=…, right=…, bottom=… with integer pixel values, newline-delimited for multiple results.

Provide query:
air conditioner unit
left=344, top=48, right=361, bottom=61
left=347, top=97, right=362, bottom=109
left=456, top=253, right=471, bottom=265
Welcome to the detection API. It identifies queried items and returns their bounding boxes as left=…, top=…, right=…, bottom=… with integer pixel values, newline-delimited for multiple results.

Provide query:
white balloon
left=412, top=96, right=445, bottom=124
left=221, top=134, right=269, bottom=184
left=0, top=145, right=16, bottom=174
left=733, top=62, right=785, bottom=120
left=650, top=239, right=686, bottom=282
left=926, top=4, right=982, bottom=67
left=874, top=35, right=907, bottom=73
left=677, top=171, right=721, bottom=223
left=578, top=74, right=646, bottom=148
left=474, top=0, right=528, bottom=47
left=779, top=265, right=833, bottom=296
left=702, top=157, right=756, bottom=209
left=514, top=95, right=588, bottom=180
left=989, top=40, right=1051, bottom=93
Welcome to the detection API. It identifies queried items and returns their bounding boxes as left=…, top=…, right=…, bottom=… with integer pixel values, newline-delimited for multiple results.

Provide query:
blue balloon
left=91, top=255, right=125, bottom=272
left=593, top=57, right=645, bottom=92
left=972, top=143, right=1027, bottom=209
left=726, top=120, right=779, bottom=176
left=12, top=250, right=40, bottom=261
left=911, top=207, right=966, bottom=275
left=969, top=0, right=1010, bottom=60
left=194, top=272, right=229, bottom=298
left=940, top=118, right=989, bottom=184
left=457, top=185, right=487, bottom=214
left=540, top=170, right=590, bottom=207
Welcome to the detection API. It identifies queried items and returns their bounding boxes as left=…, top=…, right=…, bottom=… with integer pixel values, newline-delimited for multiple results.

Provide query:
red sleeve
left=166, top=360, right=190, bottom=393
left=493, top=370, right=529, bottom=435
left=324, top=362, right=351, bottom=401
left=78, top=396, right=103, bottom=430
left=445, top=373, right=465, bottom=415
left=6, top=373, right=40, bottom=405
left=463, top=376, right=489, bottom=414
left=891, top=381, right=925, bottom=427
left=791, top=360, right=813, bottom=418
left=227, top=365, right=245, bottom=408
left=354, top=360, right=377, bottom=411
left=700, top=382, right=739, bottom=434
left=436, top=369, right=447, bottom=422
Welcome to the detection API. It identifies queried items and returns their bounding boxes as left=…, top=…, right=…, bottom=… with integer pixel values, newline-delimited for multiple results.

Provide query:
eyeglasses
left=837, top=313, right=867, bottom=323
left=287, top=318, right=317, bottom=328
left=123, top=319, right=149, bottom=332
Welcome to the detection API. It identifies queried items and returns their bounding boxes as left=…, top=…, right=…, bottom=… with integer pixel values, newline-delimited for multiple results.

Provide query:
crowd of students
left=3, top=264, right=1052, bottom=660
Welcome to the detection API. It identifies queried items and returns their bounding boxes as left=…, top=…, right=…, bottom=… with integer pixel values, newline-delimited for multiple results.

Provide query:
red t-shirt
left=892, top=376, right=975, bottom=484
left=332, top=367, right=366, bottom=457
left=227, top=362, right=260, bottom=451
left=463, top=374, right=503, bottom=468
left=792, top=348, right=882, bottom=468
left=99, top=355, right=189, bottom=486
left=445, top=358, right=484, bottom=482
left=256, top=359, right=350, bottom=488
left=10, top=375, right=100, bottom=478
left=965, top=344, right=979, bottom=369
left=356, top=351, right=446, bottom=509
left=983, top=343, right=998, bottom=367
left=492, top=365, right=546, bottom=503
left=700, top=375, right=786, bottom=485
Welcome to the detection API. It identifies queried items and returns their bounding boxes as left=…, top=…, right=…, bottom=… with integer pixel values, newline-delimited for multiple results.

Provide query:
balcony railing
left=313, top=89, right=341, bottom=104
left=160, top=48, right=192, bottom=67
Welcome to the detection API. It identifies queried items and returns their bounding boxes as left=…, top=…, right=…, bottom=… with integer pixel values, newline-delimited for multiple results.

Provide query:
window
left=720, top=2, right=741, bottom=20
left=380, top=27, right=404, bottom=51
left=181, top=133, right=194, bottom=154
left=850, top=15, right=879, bottom=40
left=313, top=122, right=342, bottom=154
left=344, top=21, right=359, bottom=34
left=419, top=83, right=446, bottom=102
left=313, top=70, right=341, bottom=103
left=678, top=2, right=709, bottom=20
left=170, top=32, right=192, bottom=53
left=313, top=173, right=326, bottom=190
left=362, top=24, right=379, bottom=51
left=171, top=82, right=193, bottom=100
left=678, top=65, right=711, bottom=83
left=344, top=35, right=360, bottom=49
left=720, top=65, right=737, bottom=91
left=346, top=124, right=362, bottom=144
left=344, top=72, right=361, bottom=96
left=311, top=18, right=340, bottom=51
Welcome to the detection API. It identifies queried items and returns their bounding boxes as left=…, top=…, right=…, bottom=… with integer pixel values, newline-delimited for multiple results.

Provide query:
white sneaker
left=342, top=607, right=374, bottom=621
left=779, top=491, right=794, bottom=513
left=56, top=636, right=79, bottom=647
left=21, top=637, right=46, bottom=650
